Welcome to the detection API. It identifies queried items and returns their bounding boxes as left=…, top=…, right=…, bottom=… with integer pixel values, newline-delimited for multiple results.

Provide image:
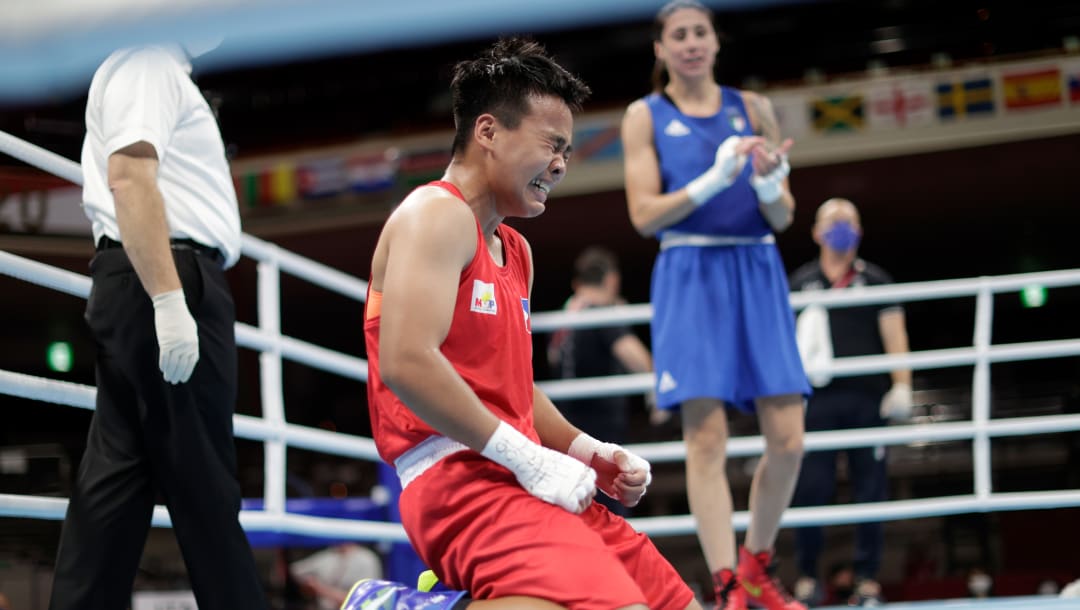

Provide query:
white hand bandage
left=481, top=421, right=596, bottom=513
left=750, top=156, right=790, bottom=204
left=685, top=135, right=747, bottom=206
left=568, top=432, right=652, bottom=506
left=880, top=382, right=914, bottom=421
left=151, top=289, right=200, bottom=384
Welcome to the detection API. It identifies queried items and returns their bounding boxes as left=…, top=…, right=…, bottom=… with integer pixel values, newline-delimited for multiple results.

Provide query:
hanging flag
left=346, top=148, right=400, bottom=193
left=571, top=122, right=622, bottom=161
left=1002, top=67, right=1062, bottom=110
left=769, top=94, right=811, bottom=139
left=936, top=76, right=995, bottom=119
left=240, top=171, right=273, bottom=208
left=297, top=157, right=346, bottom=199
left=811, top=94, right=864, bottom=132
left=398, top=148, right=451, bottom=188
left=267, top=162, right=297, bottom=205
left=866, top=80, right=934, bottom=129
left=1063, top=61, right=1080, bottom=105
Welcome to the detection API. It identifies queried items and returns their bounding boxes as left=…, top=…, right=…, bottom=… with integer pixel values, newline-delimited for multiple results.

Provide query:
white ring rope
left=2, top=129, right=1080, bottom=542
left=0, top=368, right=95, bottom=409
left=0, top=248, right=368, bottom=381
left=0, top=130, right=82, bottom=184
left=241, top=234, right=368, bottom=302
left=0, top=493, right=410, bottom=542
left=529, top=268, right=1080, bottom=332
left=0, top=250, right=91, bottom=297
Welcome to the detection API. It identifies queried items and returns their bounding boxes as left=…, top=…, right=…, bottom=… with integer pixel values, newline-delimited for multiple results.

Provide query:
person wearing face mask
left=48, top=39, right=269, bottom=610
left=787, top=198, right=913, bottom=607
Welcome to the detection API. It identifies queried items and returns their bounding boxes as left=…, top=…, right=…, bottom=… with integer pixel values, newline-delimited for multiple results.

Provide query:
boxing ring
left=2, top=129, right=1079, bottom=608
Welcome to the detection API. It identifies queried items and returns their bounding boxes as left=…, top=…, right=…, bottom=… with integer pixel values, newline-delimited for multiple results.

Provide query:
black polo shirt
left=789, top=258, right=902, bottom=394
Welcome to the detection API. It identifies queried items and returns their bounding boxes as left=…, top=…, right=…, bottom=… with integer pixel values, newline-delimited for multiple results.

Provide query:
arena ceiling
left=3, top=0, right=1079, bottom=159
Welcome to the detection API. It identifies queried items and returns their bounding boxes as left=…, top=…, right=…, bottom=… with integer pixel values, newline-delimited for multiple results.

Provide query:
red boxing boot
left=736, top=547, right=806, bottom=610
left=713, top=568, right=747, bottom=610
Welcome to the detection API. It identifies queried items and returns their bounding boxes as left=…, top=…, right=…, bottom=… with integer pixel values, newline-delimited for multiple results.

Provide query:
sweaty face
left=656, top=8, right=719, bottom=80
left=491, top=94, right=574, bottom=219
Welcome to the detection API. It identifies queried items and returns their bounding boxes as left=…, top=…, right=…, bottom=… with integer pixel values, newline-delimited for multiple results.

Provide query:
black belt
left=96, top=236, right=225, bottom=267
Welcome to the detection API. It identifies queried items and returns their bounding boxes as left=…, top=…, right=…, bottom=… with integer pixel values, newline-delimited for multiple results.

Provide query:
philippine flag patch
left=520, top=297, right=531, bottom=333
left=470, top=280, right=498, bottom=315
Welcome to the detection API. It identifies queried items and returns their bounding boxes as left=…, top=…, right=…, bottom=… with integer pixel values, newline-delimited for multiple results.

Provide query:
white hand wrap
left=481, top=421, right=596, bottom=513
left=568, top=432, right=653, bottom=491
left=750, top=156, right=790, bottom=205
left=151, top=289, right=200, bottom=384
left=685, top=135, right=747, bottom=206
left=880, top=382, right=914, bottom=421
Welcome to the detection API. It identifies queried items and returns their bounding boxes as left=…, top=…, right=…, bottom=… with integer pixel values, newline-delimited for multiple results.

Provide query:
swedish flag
left=936, top=78, right=995, bottom=119
left=812, top=95, right=864, bottom=132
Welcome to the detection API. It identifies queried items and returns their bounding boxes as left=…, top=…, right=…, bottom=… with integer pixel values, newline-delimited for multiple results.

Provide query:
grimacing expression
left=490, top=94, right=574, bottom=219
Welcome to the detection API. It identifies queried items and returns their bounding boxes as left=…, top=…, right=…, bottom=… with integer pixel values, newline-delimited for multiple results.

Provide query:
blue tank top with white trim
left=645, top=88, right=771, bottom=238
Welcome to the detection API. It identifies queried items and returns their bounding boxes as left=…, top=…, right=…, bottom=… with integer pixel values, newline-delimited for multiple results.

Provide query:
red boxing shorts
left=399, top=451, right=694, bottom=610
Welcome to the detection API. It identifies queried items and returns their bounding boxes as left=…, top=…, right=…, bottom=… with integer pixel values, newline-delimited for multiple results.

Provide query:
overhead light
left=870, top=26, right=907, bottom=54
left=742, top=75, right=765, bottom=91
left=931, top=52, right=953, bottom=69
left=871, top=38, right=906, bottom=54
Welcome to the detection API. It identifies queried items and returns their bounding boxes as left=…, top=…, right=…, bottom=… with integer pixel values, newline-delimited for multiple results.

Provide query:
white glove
left=751, top=155, right=790, bottom=204
left=880, top=382, right=913, bottom=421
left=685, top=135, right=748, bottom=206
left=481, top=421, right=596, bottom=513
left=568, top=432, right=652, bottom=507
left=151, top=289, right=200, bottom=384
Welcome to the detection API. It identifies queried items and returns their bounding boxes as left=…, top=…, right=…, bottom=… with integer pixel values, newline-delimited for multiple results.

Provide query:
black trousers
left=49, top=246, right=267, bottom=610
left=791, top=386, right=888, bottom=581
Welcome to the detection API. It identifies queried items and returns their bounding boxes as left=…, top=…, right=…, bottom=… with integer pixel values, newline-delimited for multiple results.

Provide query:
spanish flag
left=1002, top=68, right=1062, bottom=110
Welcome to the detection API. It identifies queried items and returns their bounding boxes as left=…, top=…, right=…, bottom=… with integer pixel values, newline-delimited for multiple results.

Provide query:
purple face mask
left=823, top=220, right=860, bottom=252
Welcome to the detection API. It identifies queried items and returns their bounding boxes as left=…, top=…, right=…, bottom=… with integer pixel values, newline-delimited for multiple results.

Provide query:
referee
left=49, top=42, right=268, bottom=610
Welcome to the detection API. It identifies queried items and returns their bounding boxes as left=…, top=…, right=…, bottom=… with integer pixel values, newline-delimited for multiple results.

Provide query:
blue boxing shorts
left=649, top=242, right=811, bottom=412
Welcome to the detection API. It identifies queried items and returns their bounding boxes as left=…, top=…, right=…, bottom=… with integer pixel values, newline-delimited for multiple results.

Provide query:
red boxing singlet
left=364, top=180, right=536, bottom=464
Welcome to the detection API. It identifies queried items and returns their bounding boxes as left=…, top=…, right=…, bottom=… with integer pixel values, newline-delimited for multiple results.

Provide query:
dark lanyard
left=831, top=267, right=858, bottom=290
